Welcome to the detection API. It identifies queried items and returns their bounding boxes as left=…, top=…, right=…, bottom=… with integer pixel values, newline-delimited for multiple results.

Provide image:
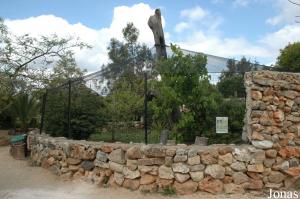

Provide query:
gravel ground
left=0, top=146, right=267, bottom=199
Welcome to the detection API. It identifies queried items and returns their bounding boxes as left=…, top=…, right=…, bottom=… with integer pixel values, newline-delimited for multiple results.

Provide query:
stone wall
left=245, top=71, right=300, bottom=146
left=28, top=128, right=300, bottom=195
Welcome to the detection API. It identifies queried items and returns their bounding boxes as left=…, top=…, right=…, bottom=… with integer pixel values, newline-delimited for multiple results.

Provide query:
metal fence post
left=40, top=90, right=47, bottom=134
left=144, top=72, right=148, bottom=144
left=68, top=79, right=72, bottom=138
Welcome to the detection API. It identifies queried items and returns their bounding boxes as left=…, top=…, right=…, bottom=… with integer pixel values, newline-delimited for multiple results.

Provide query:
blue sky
left=1, top=0, right=300, bottom=72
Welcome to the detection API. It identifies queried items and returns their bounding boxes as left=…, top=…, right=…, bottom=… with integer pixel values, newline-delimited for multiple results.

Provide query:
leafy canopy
left=150, top=45, right=222, bottom=142
left=218, top=57, right=256, bottom=98
left=44, top=55, right=104, bottom=140
left=0, top=17, right=90, bottom=129
left=11, top=93, right=39, bottom=132
left=275, top=42, right=300, bottom=72
left=105, top=22, right=153, bottom=83
left=102, top=23, right=153, bottom=124
left=0, top=17, right=89, bottom=92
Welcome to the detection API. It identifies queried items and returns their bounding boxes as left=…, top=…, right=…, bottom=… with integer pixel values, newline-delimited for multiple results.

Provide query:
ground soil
left=0, top=145, right=267, bottom=199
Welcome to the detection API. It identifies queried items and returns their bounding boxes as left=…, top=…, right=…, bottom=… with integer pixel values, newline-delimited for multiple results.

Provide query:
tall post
left=40, top=90, right=47, bottom=134
left=68, top=80, right=72, bottom=139
left=144, top=72, right=148, bottom=144
left=148, top=9, right=167, bottom=59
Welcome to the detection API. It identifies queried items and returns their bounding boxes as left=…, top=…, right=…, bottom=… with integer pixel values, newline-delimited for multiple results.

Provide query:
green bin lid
left=10, top=134, right=26, bottom=143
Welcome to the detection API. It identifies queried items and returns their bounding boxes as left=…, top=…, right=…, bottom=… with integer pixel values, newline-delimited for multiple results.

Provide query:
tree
left=104, top=22, right=153, bottom=84
left=275, top=42, right=300, bottom=72
left=218, top=57, right=254, bottom=98
left=48, top=52, right=86, bottom=86
left=45, top=84, right=105, bottom=140
left=150, top=45, right=222, bottom=143
left=11, top=93, right=39, bottom=132
left=217, top=75, right=245, bottom=98
left=0, top=18, right=89, bottom=92
left=209, top=98, right=245, bottom=144
left=0, top=18, right=97, bottom=136
left=105, top=75, right=144, bottom=122
left=43, top=55, right=105, bottom=140
left=102, top=23, right=153, bottom=126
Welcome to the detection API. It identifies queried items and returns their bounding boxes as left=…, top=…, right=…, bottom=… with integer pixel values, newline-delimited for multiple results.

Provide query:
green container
left=10, top=134, right=26, bottom=144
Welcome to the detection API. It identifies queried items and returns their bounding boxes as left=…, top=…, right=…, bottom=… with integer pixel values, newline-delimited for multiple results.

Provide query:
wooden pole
left=67, top=80, right=71, bottom=138
left=40, top=90, right=47, bottom=134
left=144, top=72, right=148, bottom=144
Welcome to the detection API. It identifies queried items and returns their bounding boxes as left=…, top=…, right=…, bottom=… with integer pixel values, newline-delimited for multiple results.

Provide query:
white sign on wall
left=216, top=117, right=228, bottom=134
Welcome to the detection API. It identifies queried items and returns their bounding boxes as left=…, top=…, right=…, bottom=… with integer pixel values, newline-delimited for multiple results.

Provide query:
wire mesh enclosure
left=40, top=47, right=272, bottom=145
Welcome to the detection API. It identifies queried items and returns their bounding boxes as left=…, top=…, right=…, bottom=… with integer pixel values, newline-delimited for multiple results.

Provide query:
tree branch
left=288, top=0, right=300, bottom=6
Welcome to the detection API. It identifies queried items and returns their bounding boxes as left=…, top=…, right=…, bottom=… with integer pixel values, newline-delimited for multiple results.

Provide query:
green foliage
left=0, top=18, right=90, bottom=131
left=49, top=53, right=85, bottom=86
left=45, top=84, right=105, bottom=140
left=89, top=128, right=161, bottom=144
left=150, top=45, right=222, bottom=143
left=103, top=23, right=152, bottom=126
left=275, top=42, right=300, bottom=72
left=105, top=75, right=144, bottom=122
left=161, top=186, right=176, bottom=196
left=122, top=22, right=139, bottom=44
left=207, top=98, right=245, bottom=144
left=0, top=17, right=89, bottom=93
left=215, top=57, right=250, bottom=143
left=44, top=55, right=105, bottom=140
left=217, top=75, right=245, bottom=98
left=0, top=108, right=14, bottom=129
left=10, top=93, right=39, bottom=132
left=105, top=22, right=153, bottom=82
left=0, top=74, right=14, bottom=124
left=217, top=57, right=255, bottom=98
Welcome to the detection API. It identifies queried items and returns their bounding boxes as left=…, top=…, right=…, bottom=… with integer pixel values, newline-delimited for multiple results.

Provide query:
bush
left=217, top=75, right=245, bottom=98
left=150, top=45, right=222, bottom=143
left=44, top=84, right=106, bottom=140
left=207, top=98, right=245, bottom=144
left=275, top=42, right=300, bottom=72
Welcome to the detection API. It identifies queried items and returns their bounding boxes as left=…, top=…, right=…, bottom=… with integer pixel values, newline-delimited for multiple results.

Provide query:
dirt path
left=0, top=146, right=266, bottom=199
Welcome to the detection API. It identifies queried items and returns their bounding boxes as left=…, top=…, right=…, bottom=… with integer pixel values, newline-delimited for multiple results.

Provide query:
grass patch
left=161, top=186, right=176, bottom=196
left=103, top=175, right=109, bottom=184
left=89, top=128, right=161, bottom=144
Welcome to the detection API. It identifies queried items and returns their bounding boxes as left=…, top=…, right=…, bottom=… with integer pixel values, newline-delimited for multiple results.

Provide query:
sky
left=1, top=0, right=300, bottom=73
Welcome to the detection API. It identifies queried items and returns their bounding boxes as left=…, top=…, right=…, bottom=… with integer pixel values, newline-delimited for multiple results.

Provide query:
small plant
left=11, top=93, right=39, bottom=133
left=102, top=175, right=109, bottom=186
left=161, top=186, right=176, bottom=196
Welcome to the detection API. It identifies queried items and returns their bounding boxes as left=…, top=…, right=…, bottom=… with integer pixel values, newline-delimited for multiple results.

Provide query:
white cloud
left=173, top=3, right=300, bottom=66
left=266, top=0, right=300, bottom=25
left=176, top=6, right=223, bottom=35
left=180, top=6, right=207, bottom=21
left=4, top=2, right=300, bottom=73
left=4, top=3, right=163, bottom=72
left=175, top=23, right=300, bottom=66
left=5, top=15, right=107, bottom=72
left=174, top=22, right=189, bottom=33
left=260, top=24, right=300, bottom=58
left=176, top=32, right=271, bottom=60
left=169, top=0, right=300, bottom=65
